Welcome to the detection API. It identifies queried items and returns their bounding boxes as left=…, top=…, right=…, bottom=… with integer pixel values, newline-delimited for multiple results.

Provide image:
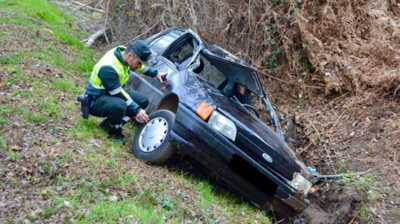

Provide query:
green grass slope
left=0, top=0, right=271, bottom=223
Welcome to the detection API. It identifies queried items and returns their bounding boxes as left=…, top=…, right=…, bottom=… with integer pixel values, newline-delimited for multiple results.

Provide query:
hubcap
left=139, top=117, right=169, bottom=152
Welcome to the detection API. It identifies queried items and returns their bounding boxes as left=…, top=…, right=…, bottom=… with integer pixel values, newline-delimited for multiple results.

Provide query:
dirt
left=304, top=182, right=364, bottom=224
left=279, top=94, right=400, bottom=224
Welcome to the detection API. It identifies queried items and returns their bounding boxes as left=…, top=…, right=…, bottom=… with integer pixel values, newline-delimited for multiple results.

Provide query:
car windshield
left=148, top=30, right=185, bottom=55
left=167, top=42, right=194, bottom=65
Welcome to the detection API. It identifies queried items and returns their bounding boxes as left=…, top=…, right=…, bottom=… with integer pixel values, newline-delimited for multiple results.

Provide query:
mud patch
left=305, top=181, right=365, bottom=224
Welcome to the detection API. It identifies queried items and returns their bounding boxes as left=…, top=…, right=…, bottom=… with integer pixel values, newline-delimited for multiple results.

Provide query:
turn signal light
left=196, top=102, right=214, bottom=120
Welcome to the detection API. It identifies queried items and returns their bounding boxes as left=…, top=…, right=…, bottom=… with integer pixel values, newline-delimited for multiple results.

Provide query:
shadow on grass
left=162, top=153, right=277, bottom=221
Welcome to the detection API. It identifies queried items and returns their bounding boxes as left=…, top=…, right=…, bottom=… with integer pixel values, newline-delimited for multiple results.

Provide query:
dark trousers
left=89, top=90, right=149, bottom=125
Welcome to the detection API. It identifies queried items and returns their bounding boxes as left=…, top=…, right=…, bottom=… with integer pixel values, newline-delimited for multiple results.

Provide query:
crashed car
left=127, top=27, right=314, bottom=215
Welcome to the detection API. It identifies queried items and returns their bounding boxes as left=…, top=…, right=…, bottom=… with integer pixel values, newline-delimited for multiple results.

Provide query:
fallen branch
left=348, top=211, right=359, bottom=224
left=72, top=1, right=106, bottom=13
left=83, top=28, right=106, bottom=47
left=313, top=162, right=391, bottom=181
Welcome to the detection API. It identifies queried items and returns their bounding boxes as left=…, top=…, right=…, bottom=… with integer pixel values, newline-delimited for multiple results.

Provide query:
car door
left=127, top=33, right=200, bottom=113
left=126, top=57, right=177, bottom=113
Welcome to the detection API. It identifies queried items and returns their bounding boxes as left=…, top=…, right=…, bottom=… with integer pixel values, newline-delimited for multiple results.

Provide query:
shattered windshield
left=148, top=30, right=184, bottom=55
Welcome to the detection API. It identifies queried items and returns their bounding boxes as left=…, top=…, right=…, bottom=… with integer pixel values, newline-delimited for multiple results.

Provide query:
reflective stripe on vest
left=89, top=47, right=129, bottom=90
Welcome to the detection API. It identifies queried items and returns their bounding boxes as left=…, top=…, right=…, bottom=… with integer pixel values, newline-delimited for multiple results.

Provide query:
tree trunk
left=172, top=0, right=179, bottom=13
left=135, top=0, right=141, bottom=18
left=135, top=0, right=141, bottom=10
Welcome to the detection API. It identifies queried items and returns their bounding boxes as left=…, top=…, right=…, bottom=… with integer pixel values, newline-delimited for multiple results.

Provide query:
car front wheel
left=133, top=109, right=176, bottom=165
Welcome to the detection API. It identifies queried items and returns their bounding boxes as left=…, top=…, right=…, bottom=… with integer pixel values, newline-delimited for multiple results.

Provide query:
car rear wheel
left=133, top=109, right=176, bottom=165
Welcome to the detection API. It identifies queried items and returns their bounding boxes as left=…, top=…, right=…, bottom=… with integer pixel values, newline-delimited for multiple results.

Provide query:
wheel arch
left=155, top=93, right=179, bottom=114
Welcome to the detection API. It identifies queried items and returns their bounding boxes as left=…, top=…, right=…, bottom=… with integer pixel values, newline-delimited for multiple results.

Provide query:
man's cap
left=130, top=40, right=151, bottom=66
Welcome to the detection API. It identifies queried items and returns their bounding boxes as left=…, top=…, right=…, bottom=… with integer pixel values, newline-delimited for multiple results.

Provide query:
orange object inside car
left=196, top=102, right=214, bottom=120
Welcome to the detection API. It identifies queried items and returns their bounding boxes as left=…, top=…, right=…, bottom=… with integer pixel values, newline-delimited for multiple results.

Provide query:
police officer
left=84, top=40, right=167, bottom=144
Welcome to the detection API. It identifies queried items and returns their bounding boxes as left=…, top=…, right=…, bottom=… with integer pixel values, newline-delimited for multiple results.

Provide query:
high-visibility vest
left=89, top=47, right=148, bottom=89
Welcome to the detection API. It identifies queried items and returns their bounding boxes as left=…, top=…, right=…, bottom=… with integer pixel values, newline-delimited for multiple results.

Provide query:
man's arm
left=136, top=64, right=157, bottom=77
left=136, top=65, right=167, bottom=82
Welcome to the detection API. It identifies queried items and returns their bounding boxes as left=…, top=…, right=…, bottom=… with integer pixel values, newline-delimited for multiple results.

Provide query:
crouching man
left=84, top=40, right=167, bottom=144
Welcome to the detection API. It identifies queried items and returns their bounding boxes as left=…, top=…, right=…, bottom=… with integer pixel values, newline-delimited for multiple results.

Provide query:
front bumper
left=169, top=104, right=310, bottom=213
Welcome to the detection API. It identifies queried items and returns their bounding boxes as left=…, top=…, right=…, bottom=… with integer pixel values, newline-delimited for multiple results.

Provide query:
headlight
left=289, top=174, right=313, bottom=195
left=208, top=110, right=237, bottom=141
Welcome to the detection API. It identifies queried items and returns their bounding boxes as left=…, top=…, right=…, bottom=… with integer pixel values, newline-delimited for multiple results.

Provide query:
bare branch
left=71, top=1, right=106, bottom=13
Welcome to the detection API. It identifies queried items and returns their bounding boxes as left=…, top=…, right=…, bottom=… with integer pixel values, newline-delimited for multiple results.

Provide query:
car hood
left=167, top=70, right=311, bottom=181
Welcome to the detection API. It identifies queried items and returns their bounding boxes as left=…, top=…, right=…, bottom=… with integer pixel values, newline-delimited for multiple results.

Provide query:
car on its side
left=127, top=27, right=315, bottom=216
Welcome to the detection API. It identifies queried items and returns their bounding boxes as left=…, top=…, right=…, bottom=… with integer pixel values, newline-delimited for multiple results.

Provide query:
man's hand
left=136, top=109, right=149, bottom=124
left=156, top=72, right=168, bottom=83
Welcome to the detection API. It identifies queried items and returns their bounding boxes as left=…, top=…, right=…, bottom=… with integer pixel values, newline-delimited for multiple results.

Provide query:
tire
left=133, top=109, right=176, bottom=165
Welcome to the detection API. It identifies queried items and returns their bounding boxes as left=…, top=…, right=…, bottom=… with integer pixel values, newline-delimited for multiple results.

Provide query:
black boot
left=100, top=119, right=125, bottom=145
left=108, top=126, right=125, bottom=145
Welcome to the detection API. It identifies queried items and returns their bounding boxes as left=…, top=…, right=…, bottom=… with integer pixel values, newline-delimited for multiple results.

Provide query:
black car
left=127, top=27, right=314, bottom=216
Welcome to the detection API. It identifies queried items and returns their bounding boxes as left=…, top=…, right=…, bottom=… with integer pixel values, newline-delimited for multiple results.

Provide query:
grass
left=0, top=0, right=272, bottom=223
left=0, top=136, right=4, bottom=149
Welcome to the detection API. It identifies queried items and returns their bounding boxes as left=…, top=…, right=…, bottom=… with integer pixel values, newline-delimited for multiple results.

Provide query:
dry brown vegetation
left=104, top=0, right=400, bottom=95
